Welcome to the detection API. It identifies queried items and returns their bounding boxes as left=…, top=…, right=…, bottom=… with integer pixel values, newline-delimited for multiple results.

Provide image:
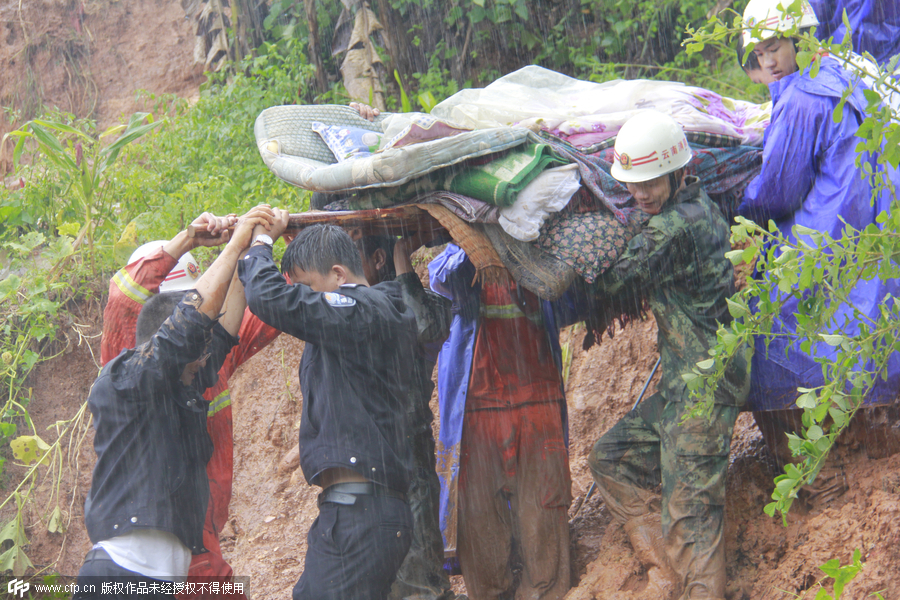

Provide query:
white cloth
left=431, top=65, right=771, bottom=145
left=96, top=529, right=192, bottom=582
left=498, top=163, right=581, bottom=242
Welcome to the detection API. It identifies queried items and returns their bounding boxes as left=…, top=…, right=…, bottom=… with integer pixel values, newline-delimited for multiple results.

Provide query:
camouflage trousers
left=388, top=425, right=457, bottom=600
left=588, top=393, right=739, bottom=599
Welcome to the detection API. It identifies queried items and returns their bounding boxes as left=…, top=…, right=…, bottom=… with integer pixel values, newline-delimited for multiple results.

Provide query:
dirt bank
left=19, top=303, right=900, bottom=599
left=0, top=0, right=201, bottom=171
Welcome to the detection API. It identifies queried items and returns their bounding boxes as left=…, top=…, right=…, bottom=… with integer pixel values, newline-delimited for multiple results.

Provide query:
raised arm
left=194, top=205, right=275, bottom=320
left=395, top=234, right=451, bottom=345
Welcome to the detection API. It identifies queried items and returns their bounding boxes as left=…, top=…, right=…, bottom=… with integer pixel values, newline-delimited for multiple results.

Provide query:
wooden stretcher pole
left=186, top=206, right=447, bottom=239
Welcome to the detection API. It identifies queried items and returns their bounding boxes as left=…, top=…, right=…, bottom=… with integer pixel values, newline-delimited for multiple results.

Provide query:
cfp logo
left=7, top=579, right=29, bottom=598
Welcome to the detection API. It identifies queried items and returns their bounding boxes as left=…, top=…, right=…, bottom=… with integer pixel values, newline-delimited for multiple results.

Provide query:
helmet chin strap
left=666, top=169, right=683, bottom=204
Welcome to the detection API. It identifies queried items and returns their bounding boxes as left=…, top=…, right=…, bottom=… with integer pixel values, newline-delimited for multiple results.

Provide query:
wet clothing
left=808, top=0, right=900, bottom=66
left=100, top=246, right=280, bottom=594
left=458, top=401, right=571, bottom=600
left=430, top=248, right=580, bottom=600
left=590, top=395, right=740, bottom=599
left=294, top=493, right=413, bottom=600
left=588, top=179, right=750, bottom=600
left=75, top=548, right=176, bottom=600
left=239, top=243, right=418, bottom=599
left=388, top=273, right=455, bottom=600
left=738, top=58, right=900, bottom=410
left=85, top=291, right=237, bottom=557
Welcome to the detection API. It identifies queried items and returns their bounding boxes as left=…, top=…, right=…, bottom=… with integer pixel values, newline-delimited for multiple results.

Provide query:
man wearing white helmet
left=736, top=0, right=900, bottom=498
left=100, top=212, right=282, bottom=599
left=588, top=110, right=750, bottom=600
left=736, top=0, right=899, bottom=111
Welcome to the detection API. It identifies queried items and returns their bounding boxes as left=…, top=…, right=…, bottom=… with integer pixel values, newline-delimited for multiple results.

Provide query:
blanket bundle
left=255, top=67, right=766, bottom=339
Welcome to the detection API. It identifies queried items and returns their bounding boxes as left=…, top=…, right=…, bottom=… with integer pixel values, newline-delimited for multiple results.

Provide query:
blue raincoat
left=809, top=0, right=900, bottom=66
left=738, top=58, right=900, bottom=411
left=428, top=244, right=583, bottom=551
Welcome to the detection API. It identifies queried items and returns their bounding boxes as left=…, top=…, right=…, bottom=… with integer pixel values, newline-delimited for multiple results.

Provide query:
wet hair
left=135, top=291, right=186, bottom=346
left=736, top=35, right=761, bottom=72
left=356, top=234, right=397, bottom=283
left=281, top=224, right=364, bottom=277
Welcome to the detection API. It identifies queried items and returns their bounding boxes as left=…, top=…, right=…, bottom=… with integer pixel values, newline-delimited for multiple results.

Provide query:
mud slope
left=0, top=0, right=200, bottom=170
left=223, top=313, right=900, bottom=599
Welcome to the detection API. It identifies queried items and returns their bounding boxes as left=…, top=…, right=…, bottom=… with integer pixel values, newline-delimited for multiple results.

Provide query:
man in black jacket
left=75, top=205, right=275, bottom=599
left=239, top=219, right=419, bottom=600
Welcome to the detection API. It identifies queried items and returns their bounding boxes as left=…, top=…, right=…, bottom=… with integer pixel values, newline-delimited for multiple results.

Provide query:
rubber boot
left=623, top=513, right=681, bottom=600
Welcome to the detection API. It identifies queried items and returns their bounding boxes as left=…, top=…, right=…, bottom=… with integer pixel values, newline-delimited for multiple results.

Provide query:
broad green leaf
left=0, top=543, right=34, bottom=576
left=726, top=298, right=751, bottom=319
left=796, top=392, right=817, bottom=409
left=58, top=222, right=81, bottom=237
left=0, top=516, right=26, bottom=546
left=812, top=588, right=832, bottom=600
left=820, top=334, right=844, bottom=346
left=0, top=275, right=21, bottom=299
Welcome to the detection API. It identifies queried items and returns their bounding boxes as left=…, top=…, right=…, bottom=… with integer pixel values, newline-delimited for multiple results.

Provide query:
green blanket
left=443, top=144, right=565, bottom=207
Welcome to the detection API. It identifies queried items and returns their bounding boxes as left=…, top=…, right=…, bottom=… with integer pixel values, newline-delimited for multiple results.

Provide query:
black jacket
left=239, top=245, right=418, bottom=493
left=84, top=292, right=238, bottom=554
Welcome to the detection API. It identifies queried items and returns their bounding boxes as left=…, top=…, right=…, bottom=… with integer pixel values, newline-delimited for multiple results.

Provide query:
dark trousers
left=73, top=548, right=176, bottom=599
left=389, top=427, right=455, bottom=600
left=293, top=493, right=413, bottom=600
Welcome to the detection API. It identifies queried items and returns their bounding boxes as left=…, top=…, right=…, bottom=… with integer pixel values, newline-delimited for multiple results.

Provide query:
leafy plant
left=781, top=549, right=874, bottom=599
left=2, top=113, right=161, bottom=274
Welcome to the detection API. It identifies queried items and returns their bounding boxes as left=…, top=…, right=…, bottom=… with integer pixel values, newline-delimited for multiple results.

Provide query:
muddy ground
left=12, top=299, right=900, bottom=599
left=3, top=1, right=900, bottom=598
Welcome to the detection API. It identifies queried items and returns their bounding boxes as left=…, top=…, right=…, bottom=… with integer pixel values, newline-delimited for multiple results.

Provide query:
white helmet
left=611, top=110, right=692, bottom=183
left=127, top=241, right=201, bottom=293
left=742, top=0, right=819, bottom=47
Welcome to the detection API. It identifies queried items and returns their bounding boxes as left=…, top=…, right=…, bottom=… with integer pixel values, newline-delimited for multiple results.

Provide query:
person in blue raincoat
left=738, top=0, right=900, bottom=501
left=807, top=0, right=900, bottom=66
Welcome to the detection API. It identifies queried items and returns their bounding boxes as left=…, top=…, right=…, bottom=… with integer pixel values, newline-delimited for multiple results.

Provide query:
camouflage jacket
left=596, top=177, right=749, bottom=406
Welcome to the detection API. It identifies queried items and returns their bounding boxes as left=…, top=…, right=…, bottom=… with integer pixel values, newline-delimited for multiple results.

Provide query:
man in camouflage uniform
left=588, top=111, right=750, bottom=600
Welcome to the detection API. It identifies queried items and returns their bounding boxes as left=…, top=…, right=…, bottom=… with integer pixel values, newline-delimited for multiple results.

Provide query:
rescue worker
left=239, top=221, right=419, bottom=600
left=735, top=0, right=899, bottom=111
left=737, top=0, right=900, bottom=496
left=75, top=206, right=276, bottom=599
left=100, top=212, right=281, bottom=598
left=587, top=110, right=750, bottom=600
left=354, top=232, right=460, bottom=600
left=429, top=247, right=582, bottom=600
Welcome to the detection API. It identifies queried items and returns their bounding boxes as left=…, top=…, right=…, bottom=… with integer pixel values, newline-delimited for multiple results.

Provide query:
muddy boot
left=623, top=513, right=681, bottom=600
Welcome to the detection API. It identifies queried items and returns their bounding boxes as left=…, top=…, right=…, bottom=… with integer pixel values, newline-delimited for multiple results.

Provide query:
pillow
left=498, top=163, right=580, bottom=242
left=311, top=122, right=383, bottom=162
